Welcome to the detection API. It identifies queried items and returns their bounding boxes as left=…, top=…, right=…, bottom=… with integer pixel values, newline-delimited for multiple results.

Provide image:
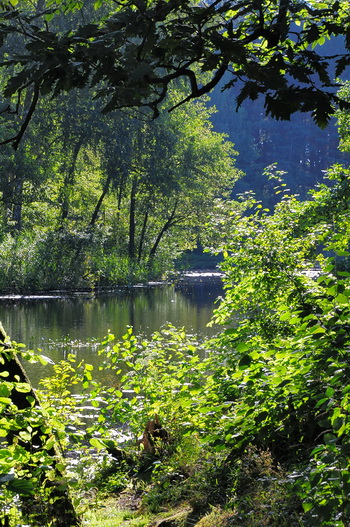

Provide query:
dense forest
left=0, top=84, right=238, bottom=290
left=1, top=0, right=350, bottom=526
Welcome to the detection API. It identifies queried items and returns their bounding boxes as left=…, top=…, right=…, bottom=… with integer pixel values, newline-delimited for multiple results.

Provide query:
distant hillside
left=209, top=37, right=349, bottom=206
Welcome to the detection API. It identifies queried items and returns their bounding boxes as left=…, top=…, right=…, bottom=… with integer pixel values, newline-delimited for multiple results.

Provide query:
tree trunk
left=0, top=323, right=80, bottom=527
left=90, top=172, right=112, bottom=228
left=2, top=172, right=15, bottom=230
left=2, top=162, right=24, bottom=233
left=115, top=166, right=128, bottom=225
left=60, top=138, right=84, bottom=225
left=128, top=177, right=137, bottom=260
left=149, top=201, right=179, bottom=259
left=12, top=176, right=23, bottom=231
left=138, top=209, right=149, bottom=262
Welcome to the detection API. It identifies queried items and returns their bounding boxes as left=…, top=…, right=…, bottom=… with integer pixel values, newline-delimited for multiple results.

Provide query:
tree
left=0, top=77, right=239, bottom=290
left=104, top=96, right=239, bottom=262
left=0, top=99, right=55, bottom=234
left=0, top=0, right=350, bottom=149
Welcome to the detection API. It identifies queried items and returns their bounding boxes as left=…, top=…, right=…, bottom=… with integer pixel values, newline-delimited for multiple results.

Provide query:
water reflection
left=0, top=278, right=223, bottom=385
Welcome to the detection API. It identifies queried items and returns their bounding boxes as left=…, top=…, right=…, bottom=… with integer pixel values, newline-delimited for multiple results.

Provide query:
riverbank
left=83, top=498, right=234, bottom=527
left=77, top=443, right=302, bottom=527
left=0, top=270, right=223, bottom=300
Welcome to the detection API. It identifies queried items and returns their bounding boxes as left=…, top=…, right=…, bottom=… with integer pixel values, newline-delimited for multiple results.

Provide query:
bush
left=0, top=228, right=172, bottom=293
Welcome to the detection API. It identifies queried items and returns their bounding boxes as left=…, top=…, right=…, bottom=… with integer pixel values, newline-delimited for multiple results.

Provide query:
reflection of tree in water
left=124, top=285, right=160, bottom=311
left=113, top=286, right=168, bottom=331
left=174, top=281, right=223, bottom=308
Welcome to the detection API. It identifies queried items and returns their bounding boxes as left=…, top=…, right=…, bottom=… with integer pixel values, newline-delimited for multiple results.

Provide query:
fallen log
left=0, top=322, right=80, bottom=526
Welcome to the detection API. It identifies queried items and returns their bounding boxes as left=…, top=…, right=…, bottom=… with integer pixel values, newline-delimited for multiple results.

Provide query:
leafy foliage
left=4, top=160, right=350, bottom=524
left=1, top=4, right=350, bottom=523
left=0, top=0, right=350, bottom=148
left=336, top=80, right=350, bottom=153
left=94, top=325, right=218, bottom=441
left=80, top=164, right=350, bottom=524
left=0, top=339, right=81, bottom=525
left=0, top=82, right=238, bottom=291
left=203, top=165, right=350, bottom=525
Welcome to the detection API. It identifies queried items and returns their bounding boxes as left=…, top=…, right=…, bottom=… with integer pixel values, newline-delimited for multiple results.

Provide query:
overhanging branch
left=0, top=81, right=40, bottom=150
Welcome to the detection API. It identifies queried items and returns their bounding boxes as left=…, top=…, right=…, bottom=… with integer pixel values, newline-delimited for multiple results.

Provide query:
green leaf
left=0, top=385, right=10, bottom=397
left=325, top=387, right=334, bottom=397
left=7, top=478, right=34, bottom=496
left=280, top=312, right=291, bottom=321
left=44, top=13, right=55, bottom=22
left=335, top=293, right=348, bottom=304
left=324, top=263, right=334, bottom=272
left=236, top=342, right=249, bottom=353
left=315, top=397, right=328, bottom=408
left=0, top=473, right=14, bottom=484
left=14, top=383, right=31, bottom=393
left=89, top=437, right=107, bottom=451
left=289, top=316, right=300, bottom=324
left=238, top=354, right=252, bottom=368
left=302, top=502, right=313, bottom=513
left=309, top=472, right=322, bottom=486
left=311, top=326, right=326, bottom=334
left=324, top=433, right=337, bottom=445
left=43, top=437, right=55, bottom=451
left=19, top=431, right=31, bottom=442
left=224, top=328, right=237, bottom=335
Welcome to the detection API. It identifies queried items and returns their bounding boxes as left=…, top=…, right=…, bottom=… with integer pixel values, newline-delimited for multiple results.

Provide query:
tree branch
left=0, top=82, right=40, bottom=150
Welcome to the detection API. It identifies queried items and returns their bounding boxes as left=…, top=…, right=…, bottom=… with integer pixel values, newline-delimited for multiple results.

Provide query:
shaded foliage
left=0, top=0, right=350, bottom=149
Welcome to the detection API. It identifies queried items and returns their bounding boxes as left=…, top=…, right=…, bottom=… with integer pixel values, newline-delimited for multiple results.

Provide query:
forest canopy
left=0, top=0, right=350, bottom=149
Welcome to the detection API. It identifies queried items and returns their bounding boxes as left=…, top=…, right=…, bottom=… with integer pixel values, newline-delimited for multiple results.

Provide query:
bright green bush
left=94, top=324, right=218, bottom=441
left=204, top=165, right=350, bottom=525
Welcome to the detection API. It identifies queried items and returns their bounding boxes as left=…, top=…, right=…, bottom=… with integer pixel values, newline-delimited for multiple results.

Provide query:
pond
left=0, top=272, right=223, bottom=385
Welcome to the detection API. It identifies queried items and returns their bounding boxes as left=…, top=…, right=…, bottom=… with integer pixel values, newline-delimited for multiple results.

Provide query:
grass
left=81, top=499, right=152, bottom=527
left=77, top=443, right=303, bottom=527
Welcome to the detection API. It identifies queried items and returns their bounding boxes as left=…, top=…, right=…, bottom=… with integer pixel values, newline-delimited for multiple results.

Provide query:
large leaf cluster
left=206, top=166, right=350, bottom=524
left=0, top=0, right=350, bottom=148
left=94, top=325, right=222, bottom=440
left=16, top=165, right=350, bottom=523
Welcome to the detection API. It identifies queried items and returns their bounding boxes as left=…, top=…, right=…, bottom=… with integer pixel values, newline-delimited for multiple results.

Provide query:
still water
left=0, top=274, right=223, bottom=384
